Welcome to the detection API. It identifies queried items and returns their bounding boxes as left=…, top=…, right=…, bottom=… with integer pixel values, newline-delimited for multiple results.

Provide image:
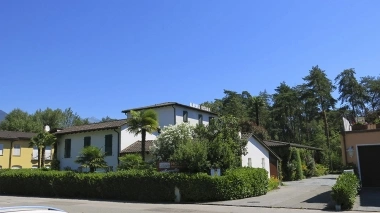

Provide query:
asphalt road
left=0, top=195, right=367, bottom=213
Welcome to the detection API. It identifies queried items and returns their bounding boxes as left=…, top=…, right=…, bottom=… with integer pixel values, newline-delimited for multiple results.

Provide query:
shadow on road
left=302, top=190, right=334, bottom=210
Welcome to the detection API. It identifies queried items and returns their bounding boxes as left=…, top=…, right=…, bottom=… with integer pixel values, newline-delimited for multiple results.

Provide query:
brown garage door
left=358, top=145, right=380, bottom=187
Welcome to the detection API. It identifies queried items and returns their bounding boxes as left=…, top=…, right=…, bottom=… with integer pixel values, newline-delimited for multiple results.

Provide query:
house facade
left=241, top=133, right=281, bottom=178
left=0, top=130, right=54, bottom=169
left=341, top=119, right=380, bottom=187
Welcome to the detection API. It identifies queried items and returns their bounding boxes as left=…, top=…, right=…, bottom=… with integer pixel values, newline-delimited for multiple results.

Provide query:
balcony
left=31, top=154, right=53, bottom=160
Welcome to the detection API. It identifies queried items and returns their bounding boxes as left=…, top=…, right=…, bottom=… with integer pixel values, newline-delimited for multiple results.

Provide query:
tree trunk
left=141, top=129, right=146, bottom=161
left=37, top=148, right=41, bottom=168
left=322, top=110, right=332, bottom=171
left=255, top=102, right=260, bottom=126
left=41, top=147, right=45, bottom=168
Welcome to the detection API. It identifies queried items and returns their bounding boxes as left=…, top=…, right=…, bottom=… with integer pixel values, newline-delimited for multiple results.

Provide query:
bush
left=315, top=164, right=328, bottom=176
left=331, top=173, right=359, bottom=210
left=268, top=176, right=280, bottom=191
left=118, top=154, right=151, bottom=171
left=0, top=167, right=268, bottom=202
left=284, top=148, right=303, bottom=181
left=300, top=150, right=316, bottom=178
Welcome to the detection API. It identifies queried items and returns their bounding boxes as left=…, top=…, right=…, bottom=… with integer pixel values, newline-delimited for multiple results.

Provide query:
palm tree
left=29, top=132, right=57, bottom=168
left=126, top=109, right=159, bottom=161
left=75, top=146, right=108, bottom=172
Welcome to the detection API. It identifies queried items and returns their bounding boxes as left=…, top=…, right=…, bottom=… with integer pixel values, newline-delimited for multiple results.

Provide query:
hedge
left=0, top=167, right=268, bottom=202
left=331, top=173, right=359, bottom=210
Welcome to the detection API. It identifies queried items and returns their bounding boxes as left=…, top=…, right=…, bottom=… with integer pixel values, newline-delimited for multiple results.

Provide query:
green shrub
left=118, top=154, right=151, bottom=171
left=0, top=167, right=268, bottom=202
left=268, top=176, right=280, bottom=191
left=315, top=164, right=328, bottom=176
left=331, top=173, right=359, bottom=210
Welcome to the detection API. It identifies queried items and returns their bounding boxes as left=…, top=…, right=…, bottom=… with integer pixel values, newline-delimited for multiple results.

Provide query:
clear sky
left=1, top=1, right=380, bottom=120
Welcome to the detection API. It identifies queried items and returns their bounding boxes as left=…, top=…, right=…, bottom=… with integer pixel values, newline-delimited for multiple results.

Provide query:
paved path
left=203, top=174, right=338, bottom=210
left=0, top=195, right=367, bottom=213
left=353, top=188, right=380, bottom=212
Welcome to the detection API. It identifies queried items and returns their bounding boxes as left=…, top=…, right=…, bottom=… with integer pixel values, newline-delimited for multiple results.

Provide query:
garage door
left=358, top=145, right=380, bottom=187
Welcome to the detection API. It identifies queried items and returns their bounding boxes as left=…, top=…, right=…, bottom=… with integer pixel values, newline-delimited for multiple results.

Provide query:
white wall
left=241, top=136, right=270, bottom=177
left=57, top=129, right=120, bottom=171
left=174, top=106, right=215, bottom=126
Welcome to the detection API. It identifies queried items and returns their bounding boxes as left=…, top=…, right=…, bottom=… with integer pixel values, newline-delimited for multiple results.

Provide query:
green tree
left=126, top=109, right=159, bottom=161
left=335, top=68, right=366, bottom=119
left=75, top=146, right=108, bottom=172
left=361, top=75, right=380, bottom=112
left=0, top=109, right=39, bottom=132
left=303, top=65, right=336, bottom=170
left=29, top=131, right=56, bottom=168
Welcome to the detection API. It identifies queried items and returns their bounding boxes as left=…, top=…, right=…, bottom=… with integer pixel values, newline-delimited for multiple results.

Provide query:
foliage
left=0, top=167, right=268, bottom=202
left=331, top=173, right=359, bottom=210
left=152, top=123, right=195, bottom=161
left=282, top=147, right=303, bottom=181
left=315, top=164, right=328, bottom=176
left=268, top=176, right=280, bottom=191
left=170, top=139, right=209, bottom=173
left=75, top=146, right=108, bottom=172
left=299, top=149, right=316, bottom=178
left=126, top=109, right=159, bottom=161
left=118, top=154, right=150, bottom=170
left=51, top=159, right=60, bottom=170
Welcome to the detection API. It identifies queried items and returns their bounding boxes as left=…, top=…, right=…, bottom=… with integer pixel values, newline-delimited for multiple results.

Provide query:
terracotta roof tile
left=0, top=130, right=36, bottom=140
left=54, top=119, right=127, bottom=135
left=120, top=140, right=155, bottom=154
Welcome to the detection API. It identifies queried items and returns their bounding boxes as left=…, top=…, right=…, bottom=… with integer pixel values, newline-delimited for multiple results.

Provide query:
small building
left=241, top=133, right=282, bottom=178
left=0, top=130, right=54, bottom=169
left=341, top=117, right=380, bottom=187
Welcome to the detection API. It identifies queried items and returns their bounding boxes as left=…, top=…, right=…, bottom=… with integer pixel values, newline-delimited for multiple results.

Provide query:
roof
left=54, top=119, right=127, bottom=135
left=263, top=140, right=323, bottom=151
left=121, top=102, right=218, bottom=115
left=0, top=130, right=36, bottom=140
left=120, top=140, right=155, bottom=154
left=241, top=133, right=282, bottom=161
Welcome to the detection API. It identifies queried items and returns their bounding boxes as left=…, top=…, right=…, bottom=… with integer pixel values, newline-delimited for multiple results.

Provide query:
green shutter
left=84, top=137, right=91, bottom=147
left=105, top=134, right=112, bottom=156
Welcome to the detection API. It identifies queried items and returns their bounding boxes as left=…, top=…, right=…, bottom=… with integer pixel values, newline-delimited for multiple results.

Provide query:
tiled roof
left=120, top=140, right=155, bottom=154
left=54, top=119, right=127, bottom=135
left=0, top=130, right=36, bottom=140
left=263, top=140, right=323, bottom=151
left=121, top=102, right=218, bottom=115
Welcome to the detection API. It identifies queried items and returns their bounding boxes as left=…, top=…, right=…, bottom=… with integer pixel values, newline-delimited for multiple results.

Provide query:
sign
left=157, top=161, right=185, bottom=172
left=189, top=102, right=211, bottom=112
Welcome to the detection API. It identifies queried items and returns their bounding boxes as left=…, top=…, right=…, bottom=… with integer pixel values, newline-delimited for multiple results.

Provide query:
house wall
left=341, top=130, right=380, bottom=166
left=0, top=140, right=52, bottom=169
left=57, top=130, right=119, bottom=171
left=241, top=137, right=270, bottom=177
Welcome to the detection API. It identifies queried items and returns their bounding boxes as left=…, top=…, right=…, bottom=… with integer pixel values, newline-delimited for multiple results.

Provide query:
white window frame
left=0, top=144, right=3, bottom=156
left=45, top=146, right=52, bottom=160
left=13, top=144, right=21, bottom=156
left=32, top=146, right=38, bottom=160
left=248, top=158, right=252, bottom=167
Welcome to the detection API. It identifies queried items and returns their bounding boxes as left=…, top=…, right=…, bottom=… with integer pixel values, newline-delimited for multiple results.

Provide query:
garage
left=358, top=145, right=380, bottom=187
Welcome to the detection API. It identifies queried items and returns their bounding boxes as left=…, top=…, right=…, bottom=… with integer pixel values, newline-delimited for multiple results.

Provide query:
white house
left=55, top=102, right=218, bottom=171
left=240, top=133, right=281, bottom=178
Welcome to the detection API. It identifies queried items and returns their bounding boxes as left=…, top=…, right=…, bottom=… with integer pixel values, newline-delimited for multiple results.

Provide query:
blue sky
left=1, top=1, right=380, bottom=119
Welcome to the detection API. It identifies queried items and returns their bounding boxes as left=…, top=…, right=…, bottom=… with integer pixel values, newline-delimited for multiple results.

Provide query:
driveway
left=353, top=188, right=380, bottom=212
left=203, top=174, right=338, bottom=210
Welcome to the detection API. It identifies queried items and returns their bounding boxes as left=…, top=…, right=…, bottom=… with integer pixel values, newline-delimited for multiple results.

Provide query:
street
left=0, top=195, right=365, bottom=213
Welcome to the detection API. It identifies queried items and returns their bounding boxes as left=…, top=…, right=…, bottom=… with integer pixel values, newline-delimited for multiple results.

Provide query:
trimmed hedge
left=0, top=167, right=268, bottom=202
left=331, top=173, right=359, bottom=210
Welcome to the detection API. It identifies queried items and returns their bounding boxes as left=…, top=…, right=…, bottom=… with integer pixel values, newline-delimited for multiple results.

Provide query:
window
left=84, top=136, right=91, bottom=147
left=0, top=144, right=3, bottom=156
left=262, top=158, right=265, bottom=168
left=183, top=111, right=188, bottom=122
left=45, top=146, right=52, bottom=160
left=248, top=158, right=252, bottom=167
left=13, top=144, right=21, bottom=156
left=198, top=114, right=203, bottom=125
left=64, top=139, right=71, bottom=158
left=209, top=116, right=214, bottom=122
left=105, top=134, right=112, bottom=156
left=32, top=165, right=38, bottom=169
left=32, top=146, right=38, bottom=160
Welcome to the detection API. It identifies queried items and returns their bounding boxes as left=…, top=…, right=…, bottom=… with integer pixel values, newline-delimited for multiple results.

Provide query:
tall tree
left=303, top=65, right=336, bottom=170
left=360, top=75, right=380, bottom=112
left=126, top=109, right=159, bottom=161
left=335, top=68, right=366, bottom=119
